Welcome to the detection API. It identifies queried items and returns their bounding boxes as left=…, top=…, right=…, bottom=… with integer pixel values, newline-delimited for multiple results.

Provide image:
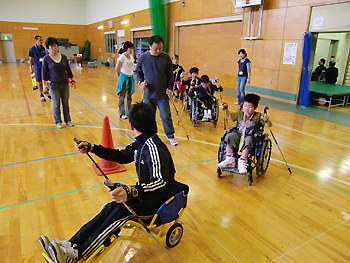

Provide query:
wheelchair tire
left=166, top=223, right=183, bottom=248
left=248, top=173, right=253, bottom=186
left=256, top=138, right=272, bottom=177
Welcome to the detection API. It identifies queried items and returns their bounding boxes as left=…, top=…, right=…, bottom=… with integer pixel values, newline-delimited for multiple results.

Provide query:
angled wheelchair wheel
left=256, top=138, right=272, bottom=177
left=166, top=223, right=183, bottom=248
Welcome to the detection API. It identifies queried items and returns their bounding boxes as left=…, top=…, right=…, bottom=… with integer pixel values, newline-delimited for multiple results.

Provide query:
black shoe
left=33, top=85, right=38, bottom=90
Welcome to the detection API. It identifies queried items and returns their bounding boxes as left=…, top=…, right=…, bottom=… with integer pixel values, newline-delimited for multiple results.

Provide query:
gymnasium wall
left=0, top=0, right=85, bottom=25
left=240, top=0, right=346, bottom=101
left=0, top=21, right=86, bottom=60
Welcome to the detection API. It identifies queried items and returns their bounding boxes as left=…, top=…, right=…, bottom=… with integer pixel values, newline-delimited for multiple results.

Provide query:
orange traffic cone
left=93, top=116, right=126, bottom=176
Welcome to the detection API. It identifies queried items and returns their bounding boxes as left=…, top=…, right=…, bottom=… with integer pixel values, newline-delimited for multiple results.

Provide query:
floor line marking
left=18, top=72, right=32, bottom=116
left=271, top=218, right=349, bottom=262
left=71, top=91, right=134, bottom=141
left=0, top=144, right=127, bottom=168
left=0, top=158, right=216, bottom=210
left=185, top=211, right=242, bottom=263
left=273, top=123, right=350, bottom=150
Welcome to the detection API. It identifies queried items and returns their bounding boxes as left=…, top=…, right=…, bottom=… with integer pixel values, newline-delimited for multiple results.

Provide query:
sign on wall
left=283, top=43, right=298, bottom=65
left=312, top=17, right=325, bottom=30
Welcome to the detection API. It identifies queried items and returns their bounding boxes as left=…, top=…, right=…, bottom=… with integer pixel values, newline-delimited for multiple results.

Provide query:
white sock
left=207, top=109, right=211, bottom=118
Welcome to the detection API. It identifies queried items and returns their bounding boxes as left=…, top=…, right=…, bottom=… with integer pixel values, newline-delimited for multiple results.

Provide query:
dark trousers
left=69, top=198, right=163, bottom=259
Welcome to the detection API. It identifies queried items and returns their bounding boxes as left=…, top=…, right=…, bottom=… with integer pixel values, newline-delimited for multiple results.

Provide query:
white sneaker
left=238, top=158, right=247, bottom=174
left=168, top=138, right=178, bottom=146
left=38, top=236, right=50, bottom=254
left=48, top=240, right=79, bottom=263
left=207, top=109, right=212, bottom=120
left=202, top=110, right=208, bottom=121
left=56, top=122, right=63, bottom=129
left=66, top=121, right=74, bottom=127
left=218, top=156, right=235, bottom=168
left=40, top=95, right=46, bottom=102
left=121, top=115, right=128, bottom=120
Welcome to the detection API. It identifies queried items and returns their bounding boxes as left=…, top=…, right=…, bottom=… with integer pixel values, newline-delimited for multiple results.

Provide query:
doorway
left=311, top=32, right=350, bottom=84
left=1, top=33, right=16, bottom=63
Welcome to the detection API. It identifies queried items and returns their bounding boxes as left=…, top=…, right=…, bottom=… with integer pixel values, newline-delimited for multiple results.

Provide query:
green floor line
left=0, top=158, right=217, bottom=211
left=222, top=89, right=350, bottom=127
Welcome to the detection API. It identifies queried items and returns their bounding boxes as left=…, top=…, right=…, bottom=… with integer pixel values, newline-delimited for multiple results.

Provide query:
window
left=104, top=32, right=117, bottom=54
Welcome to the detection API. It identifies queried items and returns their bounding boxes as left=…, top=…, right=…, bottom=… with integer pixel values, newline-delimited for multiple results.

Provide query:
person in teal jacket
left=116, top=41, right=135, bottom=119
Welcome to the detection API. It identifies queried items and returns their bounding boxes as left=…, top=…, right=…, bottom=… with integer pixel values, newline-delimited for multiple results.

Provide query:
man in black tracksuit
left=38, top=102, right=184, bottom=263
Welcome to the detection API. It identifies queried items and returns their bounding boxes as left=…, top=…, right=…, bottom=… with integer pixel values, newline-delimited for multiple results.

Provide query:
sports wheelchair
left=42, top=184, right=189, bottom=263
left=188, top=92, right=219, bottom=127
left=217, top=127, right=272, bottom=185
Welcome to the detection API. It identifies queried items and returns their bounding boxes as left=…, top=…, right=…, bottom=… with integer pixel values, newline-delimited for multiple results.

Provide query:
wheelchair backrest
left=156, top=190, right=188, bottom=225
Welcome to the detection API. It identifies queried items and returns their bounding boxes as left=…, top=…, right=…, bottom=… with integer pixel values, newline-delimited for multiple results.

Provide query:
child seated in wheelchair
left=218, top=94, right=272, bottom=173
left=182, top=67, right=201, bottom=94
left=188, top=74, right=223, bottom=121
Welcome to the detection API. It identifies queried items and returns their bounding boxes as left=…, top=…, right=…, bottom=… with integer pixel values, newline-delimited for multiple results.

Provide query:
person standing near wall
left=325, top=61, right=338, bottom=84
left=42, top=37, right=75, bottom=129
left=29, top=35, right=51, bottom=102
left=236, top=49, right=251, bottom=106
left=115, top=41, right=135, bottom=119
left=136, top=35, right=177, bottom=146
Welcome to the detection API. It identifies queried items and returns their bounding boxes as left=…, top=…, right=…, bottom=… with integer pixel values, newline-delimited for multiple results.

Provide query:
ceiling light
left=97, top=25, right=104, bottom=30
left=121, top=20, right=129, bottom=25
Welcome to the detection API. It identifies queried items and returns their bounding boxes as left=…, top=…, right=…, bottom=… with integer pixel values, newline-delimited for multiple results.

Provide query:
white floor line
left=270, top=218, right=349, bottom=262
left=273, top=123, right=350, bottom=150
left=271, top=158, right=350, bottom=187
left=184, top=212, right=242, bottom=263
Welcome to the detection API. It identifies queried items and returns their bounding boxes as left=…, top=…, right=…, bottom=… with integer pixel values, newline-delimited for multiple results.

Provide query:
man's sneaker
left=48, top=241, right=79, bottom=263
left=66, top=121, right=74, bottom=127
left=168, top=138, right=178, bottom=146
left=47, top=94, right=52, bottom=99
left=38, top=236, right=51, bottom=254
left=56, top=122, right=63, bottom=129
left=218, top=156, right=235, bottom=168
left=40, top=94, right=46, bottom=102
left=238, top=158, right=247, bottom=174
left=121, top=115, right=128, bottom=120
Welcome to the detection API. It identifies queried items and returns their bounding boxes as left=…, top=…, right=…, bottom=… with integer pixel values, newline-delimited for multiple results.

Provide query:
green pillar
left=149, top=0, right=168, bottom=52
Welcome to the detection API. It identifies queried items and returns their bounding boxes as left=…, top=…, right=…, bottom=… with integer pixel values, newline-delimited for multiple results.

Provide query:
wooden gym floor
left=0, top=63, right=349, bottom=263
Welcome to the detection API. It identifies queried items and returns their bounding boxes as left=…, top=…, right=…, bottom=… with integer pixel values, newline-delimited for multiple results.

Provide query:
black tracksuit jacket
left=92, top=132, right=176, bottom=202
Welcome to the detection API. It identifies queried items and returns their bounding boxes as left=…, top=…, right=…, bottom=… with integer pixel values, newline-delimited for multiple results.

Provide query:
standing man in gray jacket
left=136, top=35, right=178, bottom=146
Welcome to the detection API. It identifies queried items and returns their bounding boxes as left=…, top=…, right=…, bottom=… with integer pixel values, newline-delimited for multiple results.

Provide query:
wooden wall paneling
left=264, top=0, right=288, bottom=10
left=202, top=0, right=237, bottom=17
left=252, top=40, right=283, bottom=70
left=179, top=0, right=204, bottom=21
left=261, top=8, right=286, bottom=40
left=250, top=68, right=279, bottom=90
left=277, top=70, right=301, bottom=94
left=287, top=0, right=336, bottom=7
left=133, top=30, right=152, bottom=39
left=283, top=5, right=310, bottom=40
left=178, top=21, right=242, bottom=89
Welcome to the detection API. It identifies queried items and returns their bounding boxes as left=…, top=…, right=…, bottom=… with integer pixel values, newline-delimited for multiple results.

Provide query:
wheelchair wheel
left=191, top=101, right=198, bottom=126
left=256, top=138, right=272, bottom=177
left=212, top=98, right=219, bottom=126
left=166, top=223, right=183, bottom=248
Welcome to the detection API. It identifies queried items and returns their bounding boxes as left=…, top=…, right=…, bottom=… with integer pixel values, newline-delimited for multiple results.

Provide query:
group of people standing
left=311, top=58, right=339, bottom=84
left=29, top=33, right=252, bottom=146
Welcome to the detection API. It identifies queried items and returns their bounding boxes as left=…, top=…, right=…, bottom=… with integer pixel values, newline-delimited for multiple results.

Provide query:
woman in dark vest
left=236, top=49, right=251, bottom=106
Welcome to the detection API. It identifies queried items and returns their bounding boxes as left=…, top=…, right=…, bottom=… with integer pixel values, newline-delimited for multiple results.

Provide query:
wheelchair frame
left=217, top=128, right=272, bottom=185
left=189, top=93, right=219, bottom=127
left=41, top=190, right=188, bottom=263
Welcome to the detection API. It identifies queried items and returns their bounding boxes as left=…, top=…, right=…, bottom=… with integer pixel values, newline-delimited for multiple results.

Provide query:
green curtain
left=149, top=0, right=168, bottom=52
